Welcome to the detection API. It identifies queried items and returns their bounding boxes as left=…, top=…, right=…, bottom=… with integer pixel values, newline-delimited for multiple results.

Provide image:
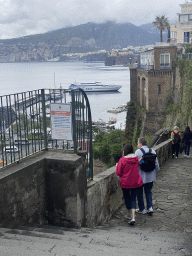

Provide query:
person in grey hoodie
left=135, top=137, right=159, bottom=215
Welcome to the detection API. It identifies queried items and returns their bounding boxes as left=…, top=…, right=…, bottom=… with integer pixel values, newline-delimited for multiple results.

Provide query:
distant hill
left=0, top=21, right=160, bottom=52
left=139, top=22, right=171, bottom=42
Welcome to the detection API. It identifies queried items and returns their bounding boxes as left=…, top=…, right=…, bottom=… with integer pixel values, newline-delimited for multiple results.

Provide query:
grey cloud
left=0, top=0, right=181, bottom=39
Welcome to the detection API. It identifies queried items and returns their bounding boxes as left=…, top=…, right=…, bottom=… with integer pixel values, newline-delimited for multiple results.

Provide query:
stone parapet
left=86, top=138, right=173, bottom=227
left=153, top=139, right=172, bottom=166
left=0, top=150, right=87, bottom=228
left=87, top=167, right=123, bottom=227
left=0, top=139, right=173, bottom=229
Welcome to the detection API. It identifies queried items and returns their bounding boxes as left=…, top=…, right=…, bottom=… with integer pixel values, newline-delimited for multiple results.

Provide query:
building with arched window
left=129, top=45, right=180, bottom=134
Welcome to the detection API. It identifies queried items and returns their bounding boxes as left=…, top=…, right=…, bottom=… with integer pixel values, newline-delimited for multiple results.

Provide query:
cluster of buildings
left=130, top=1, right=192, bottom=134
left=0, top=42, right=60, bottom=63
left=0, top=40, right=108, bottom=63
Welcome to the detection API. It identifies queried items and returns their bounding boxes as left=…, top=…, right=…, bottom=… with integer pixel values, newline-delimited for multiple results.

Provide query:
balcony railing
left=137, top=64, right=154, bottom=70
left=160, top=64, right=171, bottom=69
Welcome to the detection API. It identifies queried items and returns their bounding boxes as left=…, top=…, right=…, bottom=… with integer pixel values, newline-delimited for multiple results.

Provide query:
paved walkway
left=110, top=153, right=192, bottom=234
left=0, top=153, right=192, bottom=255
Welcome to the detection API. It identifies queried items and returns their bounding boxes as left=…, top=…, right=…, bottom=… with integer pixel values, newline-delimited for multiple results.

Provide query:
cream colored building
left=171, top=2, right=192, bottom=44
left=140, top=49, right=154, bottom=66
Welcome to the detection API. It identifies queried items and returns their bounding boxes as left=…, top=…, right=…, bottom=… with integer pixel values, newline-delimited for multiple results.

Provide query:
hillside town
left=0, top=41, right=155, bottom=63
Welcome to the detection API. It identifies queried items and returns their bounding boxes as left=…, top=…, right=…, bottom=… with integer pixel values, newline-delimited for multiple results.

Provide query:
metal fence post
left=41, top=89, right=48, bottom=149
left=79, top=89, right=93, bottom=180
left=71, top=90, right=77, bottom=154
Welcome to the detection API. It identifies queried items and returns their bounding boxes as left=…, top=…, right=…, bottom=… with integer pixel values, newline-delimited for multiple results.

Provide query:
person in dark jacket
left=171, top=126, right=182, bottom=158
left=116, top=144, right=143, bottom=225
left=183, top=126, right=192, bottom=157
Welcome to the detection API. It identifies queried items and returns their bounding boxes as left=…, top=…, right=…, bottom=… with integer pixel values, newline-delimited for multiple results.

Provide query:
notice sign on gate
left=50, top=103, right=73, bottom=140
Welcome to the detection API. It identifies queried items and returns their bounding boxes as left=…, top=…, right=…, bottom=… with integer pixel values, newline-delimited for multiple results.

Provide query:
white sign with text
left=50, top=103, right=73, bottom=140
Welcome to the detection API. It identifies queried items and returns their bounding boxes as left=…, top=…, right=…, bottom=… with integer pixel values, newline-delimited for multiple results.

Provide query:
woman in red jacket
left=116, top=144, right=143, bottom=225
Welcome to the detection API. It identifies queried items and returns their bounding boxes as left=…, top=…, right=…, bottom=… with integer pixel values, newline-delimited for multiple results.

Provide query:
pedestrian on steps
left=135, top=137, right=159, bottom=215
left=171, top=126, right=182, bottom=159
left=182, top=126, right=192, bottom=157
left=116, top=144, right=143, bottom=226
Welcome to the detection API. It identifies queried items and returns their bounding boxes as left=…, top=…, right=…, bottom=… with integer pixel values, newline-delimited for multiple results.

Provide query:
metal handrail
left=0, top=88, right=93, bottom=179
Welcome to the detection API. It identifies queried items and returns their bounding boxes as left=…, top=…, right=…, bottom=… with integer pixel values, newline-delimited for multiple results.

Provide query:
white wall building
left=171, top=2, right=192, bottom=44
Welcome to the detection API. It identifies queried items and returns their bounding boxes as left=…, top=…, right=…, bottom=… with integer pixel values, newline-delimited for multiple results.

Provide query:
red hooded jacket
left=116, top=154, right=143, bottom=189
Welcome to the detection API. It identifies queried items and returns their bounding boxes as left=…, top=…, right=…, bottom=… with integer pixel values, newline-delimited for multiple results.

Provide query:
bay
left=0, top=61, right=130, bottom=128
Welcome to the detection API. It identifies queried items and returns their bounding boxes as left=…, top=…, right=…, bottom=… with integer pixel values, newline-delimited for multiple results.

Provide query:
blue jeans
left=137, top=182, right=153, bottom=211
left=184, top=142, right=191, bottom=156
left=172, top=143, right=180, bottom=157
left=122, top=187, right=137, bottom=210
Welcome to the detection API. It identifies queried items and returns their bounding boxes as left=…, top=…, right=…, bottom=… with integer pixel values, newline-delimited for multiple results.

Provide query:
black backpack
left=139, top=148, right=157, bottom=173
left=173, top=132, right=180, bottom=144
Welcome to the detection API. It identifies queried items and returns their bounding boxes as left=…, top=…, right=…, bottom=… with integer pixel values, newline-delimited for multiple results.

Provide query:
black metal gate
left=0, top=88, right=93, bottom=179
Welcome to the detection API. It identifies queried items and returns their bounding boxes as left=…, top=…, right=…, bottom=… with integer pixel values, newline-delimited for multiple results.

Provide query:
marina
left=0, top=61, right=130, bottom=130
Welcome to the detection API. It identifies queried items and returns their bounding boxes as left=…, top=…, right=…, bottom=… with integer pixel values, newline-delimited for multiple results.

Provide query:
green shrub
left=93, top=130, right=125, bottom=165
left=93, top=146, right=100, bottom=159
left=110, top=144, right=123, bottom=162
left=100, top=143, right=111, bottom=163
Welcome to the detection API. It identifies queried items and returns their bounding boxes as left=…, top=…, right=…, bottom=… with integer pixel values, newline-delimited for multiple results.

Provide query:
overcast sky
left=0, top=0, right=186, bottom=39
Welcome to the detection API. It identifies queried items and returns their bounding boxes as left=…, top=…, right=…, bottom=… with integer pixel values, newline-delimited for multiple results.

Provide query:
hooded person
left=171, top=126, right=182, bottom=158
left=116, top=144, right=143, bottom=225
left=182, top=126, right=192, bottom=157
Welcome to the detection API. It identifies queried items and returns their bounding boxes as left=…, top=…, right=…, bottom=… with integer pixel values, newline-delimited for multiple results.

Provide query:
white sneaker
left=148, top=207, right=153, bottom=214
left=184, top=155, right=187, bottom=157
left=128, top=218, right=135, bottom=226
left=136, top=209, right=147, bottom=214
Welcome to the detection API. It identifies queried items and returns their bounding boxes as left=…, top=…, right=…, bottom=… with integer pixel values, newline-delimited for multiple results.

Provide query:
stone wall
left=45, top=152, right=87, bottom=228
left=129, top=46, right=182, bottom=135
left=0, top=150, right=87, bottom=228
left=147, top=70, right=173, bottom=113
left=86, top=138, right=173, bottom=227
left=154, top=46, right=177, bottom=70
left=0, top=139, right=173, bottom=229
left=130, top=68, right=138, bottom=103
left=86, top=167, right=123, bottom=227
left=144, top=113, right=165, bottom=136
left=153, top=139, right=172, bottom=166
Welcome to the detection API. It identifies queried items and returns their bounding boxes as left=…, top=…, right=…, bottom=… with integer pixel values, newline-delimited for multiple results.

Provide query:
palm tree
left=152, top=15, right=170, bottom=42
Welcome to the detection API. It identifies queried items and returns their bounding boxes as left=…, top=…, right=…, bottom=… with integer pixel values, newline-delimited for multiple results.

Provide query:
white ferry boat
left=69, top=82, right=122, bottom=92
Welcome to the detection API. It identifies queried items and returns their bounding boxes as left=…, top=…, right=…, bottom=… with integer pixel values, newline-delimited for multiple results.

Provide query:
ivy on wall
left=177, top=58, right=192, bottom=127
left=125, top=101, right=147, bottom=150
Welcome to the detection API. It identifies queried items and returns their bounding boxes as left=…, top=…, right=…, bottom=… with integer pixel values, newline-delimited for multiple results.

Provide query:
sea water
left=0, top=61, right=130, bottom=128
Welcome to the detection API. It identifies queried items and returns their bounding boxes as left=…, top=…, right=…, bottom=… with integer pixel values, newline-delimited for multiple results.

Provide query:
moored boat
left=69, top=82, right=122, bottom=92
left=108, top=116, right=117, bottom=124
left=107, top=107, right=122, bottom=113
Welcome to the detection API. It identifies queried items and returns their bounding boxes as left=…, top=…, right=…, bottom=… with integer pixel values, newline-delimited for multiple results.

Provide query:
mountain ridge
left=0, top=21, right=160, bottom=51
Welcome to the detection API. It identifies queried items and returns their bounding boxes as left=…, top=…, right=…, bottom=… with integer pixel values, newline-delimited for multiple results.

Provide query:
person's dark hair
left=185, top=126, right=191, bottom=134
left=138, top=137, right=147, bottom=146
left=123, top=144, right=133, bottom=156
